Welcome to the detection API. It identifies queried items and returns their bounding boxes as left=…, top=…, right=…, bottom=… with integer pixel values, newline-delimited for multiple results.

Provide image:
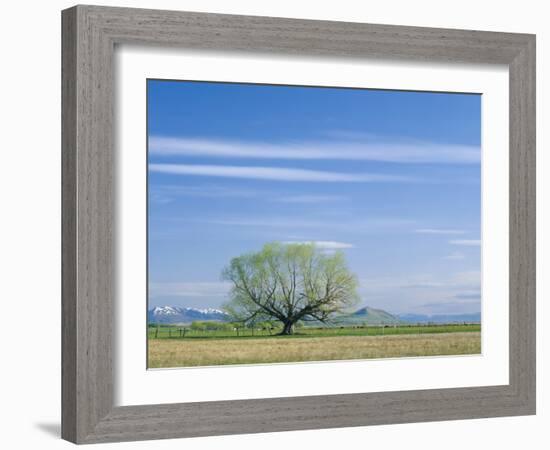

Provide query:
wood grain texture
left=62, top=5, right=114, bottom=443
left=61, top=4, right=536, bottom=444
left=61, top=7, right=77, bottom=443
left=508, top=36, right=536, bottom=407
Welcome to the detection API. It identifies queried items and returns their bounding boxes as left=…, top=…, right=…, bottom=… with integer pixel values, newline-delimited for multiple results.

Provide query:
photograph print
left=147, top=80, right=481, bottom=369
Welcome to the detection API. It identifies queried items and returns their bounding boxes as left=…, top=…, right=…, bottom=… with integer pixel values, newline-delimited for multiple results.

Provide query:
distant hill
left=333, top=306, right=402, bottom=325
left=398, top=312, right=481, bottom=324
left=148, top=306, right=229, bottom=324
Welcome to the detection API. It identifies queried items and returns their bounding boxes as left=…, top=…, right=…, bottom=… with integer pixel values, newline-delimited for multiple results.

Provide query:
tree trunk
left=280, top=321, right=295, bottom=335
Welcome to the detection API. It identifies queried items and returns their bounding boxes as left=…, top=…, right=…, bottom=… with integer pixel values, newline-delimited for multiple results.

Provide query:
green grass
left=148, top=323, right=481, bottom=341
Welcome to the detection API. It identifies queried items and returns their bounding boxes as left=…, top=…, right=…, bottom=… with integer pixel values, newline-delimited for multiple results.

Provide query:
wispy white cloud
left=149, top=184, right=257, bottom=204
left=149, top=281, right=231, bottom=299
left=152, top=184, right=256, bottom=198
left=149, top=136, right=480, bottom=164
left=203, top=218, right=333, bottom=229
left=149, top=185, right=348, bottom=205
left=453, top=292, right=481, bottom=300
left=401, top=281, right=446, bottom=289
left=443, top=252, right=466, bottom=260
left=449, top=239, right=481, bottom=246
left=282, top=240, right=354, bottom=249
left=275, top=194, right=346, bottom=204
left=414, top=228, right=466, bottom=235
left=201, top=216, right=414, bottom=232
left=149, top=164, right=415, bottom=183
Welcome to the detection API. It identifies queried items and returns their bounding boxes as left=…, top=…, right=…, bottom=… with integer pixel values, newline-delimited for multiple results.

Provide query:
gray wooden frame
left=62, top=4, right=536, bottom=444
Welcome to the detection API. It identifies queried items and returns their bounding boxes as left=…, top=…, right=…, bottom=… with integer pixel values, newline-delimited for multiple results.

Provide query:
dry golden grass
left=148, top=332, right=481, bottom=368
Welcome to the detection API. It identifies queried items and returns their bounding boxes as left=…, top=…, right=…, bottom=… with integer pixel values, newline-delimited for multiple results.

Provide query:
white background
left=116, top=48, right=509, bottom=405
left=0, top=1, right=547, bottom=449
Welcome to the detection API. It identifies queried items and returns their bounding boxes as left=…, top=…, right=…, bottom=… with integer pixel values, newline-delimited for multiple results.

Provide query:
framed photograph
left=62, top=5, right=536, bottom=444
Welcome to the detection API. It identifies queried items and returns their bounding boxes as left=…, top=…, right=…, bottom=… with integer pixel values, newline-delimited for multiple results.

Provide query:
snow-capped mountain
left=148, top=305, right=229, bottom=324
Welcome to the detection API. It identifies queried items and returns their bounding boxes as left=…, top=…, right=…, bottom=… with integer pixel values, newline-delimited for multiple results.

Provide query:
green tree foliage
left=222, top=242, right=359, bottom=335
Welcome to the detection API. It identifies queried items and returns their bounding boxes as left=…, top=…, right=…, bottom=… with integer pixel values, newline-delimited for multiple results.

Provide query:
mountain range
left=148, top=305, right=480, bottom=325
left=148, top=306, right=228, bottom=324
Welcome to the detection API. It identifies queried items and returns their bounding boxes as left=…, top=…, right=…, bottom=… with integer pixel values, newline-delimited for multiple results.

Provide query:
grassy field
left=147, top=325, right=481, bottom=368
left=148, top=323, right=480, bottom=339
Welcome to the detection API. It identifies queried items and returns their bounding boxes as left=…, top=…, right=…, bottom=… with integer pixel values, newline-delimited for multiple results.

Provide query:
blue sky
left=147, top=80, right=481, bottom=316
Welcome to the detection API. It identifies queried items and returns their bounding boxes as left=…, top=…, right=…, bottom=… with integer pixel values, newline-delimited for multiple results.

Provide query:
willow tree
left=222, top=242, right=359, bottom=335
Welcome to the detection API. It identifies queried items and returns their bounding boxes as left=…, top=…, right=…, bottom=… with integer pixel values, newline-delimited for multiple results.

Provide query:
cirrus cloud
left=414, top=228, right=466, bottom=235
left=149, top=163, right=416, bottom=183
left=449, top=239, right=481, bottom=246
left=149, top=136, right=480, bottom=164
